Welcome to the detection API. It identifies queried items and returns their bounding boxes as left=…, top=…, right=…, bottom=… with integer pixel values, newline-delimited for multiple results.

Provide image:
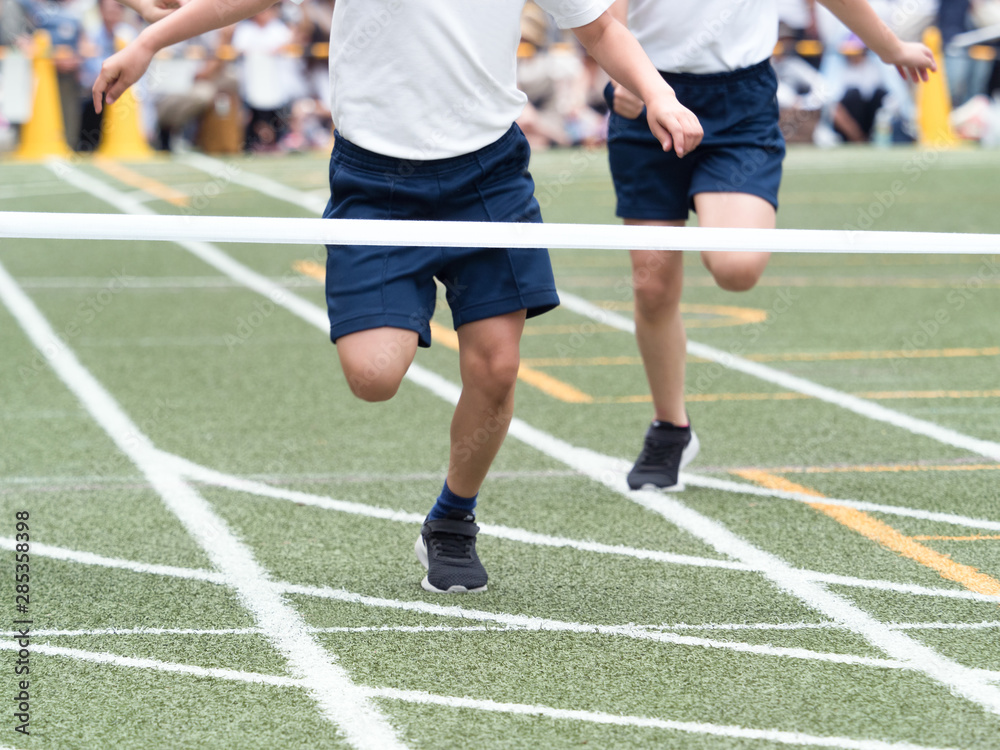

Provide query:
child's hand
left=883, top=41, right=936, bottom=83
left=611, top=82, right=645, bottom=119
left=92, top=38, right=156, bottom=112
left=645, top=93, right=703, bottom=158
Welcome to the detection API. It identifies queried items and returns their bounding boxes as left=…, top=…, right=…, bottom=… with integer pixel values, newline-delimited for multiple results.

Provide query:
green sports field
left=0, top=145, right=999, bottom=749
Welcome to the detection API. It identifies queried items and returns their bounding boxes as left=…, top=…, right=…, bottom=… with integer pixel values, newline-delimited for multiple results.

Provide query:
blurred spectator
left=939, top=0, right=997, bottom=106
left=827, top=35, right=890, bottom=142
left=231, top=4, right=303, bottom=152
left=772, top=32, right=831, bottom=142
left=280, top=0, right=332, bottom=151
left=516, top=1, right=607, bottom=150
left=145, top=27, right=238, bottom=151
left=778, top=0, right=818, bottom=41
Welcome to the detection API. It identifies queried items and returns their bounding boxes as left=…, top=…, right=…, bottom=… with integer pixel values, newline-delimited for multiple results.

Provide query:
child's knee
left=465, top=349, right=519, bottom=401
left=633, top=268, right=682, bottom=316
left=339, top=354, right=406, bottom=402
left=343, top=365, right=404, bottom=402
left=704, top=255, right=767, bottom=292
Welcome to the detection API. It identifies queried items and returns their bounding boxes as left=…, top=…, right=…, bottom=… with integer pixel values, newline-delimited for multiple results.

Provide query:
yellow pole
left=13, top=30, right=73, bottom=160
left=916, top=27, right=959, bottom=147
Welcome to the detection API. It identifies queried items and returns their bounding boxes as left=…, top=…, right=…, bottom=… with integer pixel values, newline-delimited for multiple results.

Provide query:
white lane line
left=0, top=625, right=519, bottom=638
left=156, top=454, right=1000, bottom=603
left=55, top=162, right=1000, bottom=715
left=368, top=687, right=964, bottom=750
left=0, top=536, right=932, bottom=675
left=161, top=451, right=751, bottom=573
left=0, top=639, right=964, bottom=750
left=558, top=290, right=1000, bottom=463
left=8, top=620, right=1000, bottom=639
left=0, top=538, right=227, bottom=585
left=0, top=261, right=405, bottom=750
left=180, top=152, right=329, bottom=214
left=0, top=640, right=299, bottom=688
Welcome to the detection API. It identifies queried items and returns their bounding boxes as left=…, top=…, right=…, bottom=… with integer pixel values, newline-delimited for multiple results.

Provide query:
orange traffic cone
left=14, top=30, right=73, bottom=160
left=916, top=27, right=959, bottom=147
left=95, top=39, right=154, bottom=160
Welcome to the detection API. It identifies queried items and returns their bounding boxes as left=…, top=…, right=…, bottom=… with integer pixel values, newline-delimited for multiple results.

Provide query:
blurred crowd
left=0, top=0, right=999, bottom=154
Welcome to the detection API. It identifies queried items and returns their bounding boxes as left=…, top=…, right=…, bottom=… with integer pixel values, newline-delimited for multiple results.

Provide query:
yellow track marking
left=427, top=322, right=593, bottom=404
left=93, top=159, right=189, bottom=207
left=590, top=301, right=767, bottom=328
left=746, top=346, right=1000, bottom=363
left=749, top=463, right=1000, bottom=475
left=857, top=389, right=1000, bottom=399
left=522, top=355, right=644, bottom=367
left=912, top=535, right=1000, bottom=541
left=521, top=324, right=621, bottom=336
left=293, top=259, right=325, bottom=280
left=595, top=389, right=1000, bottom=404
left=524, top=346, right=1000, bottom=368
left=733, top=470, right=1000, bottom=596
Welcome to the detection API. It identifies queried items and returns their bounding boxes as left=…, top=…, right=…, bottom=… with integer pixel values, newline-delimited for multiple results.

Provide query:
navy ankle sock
left=427, top=481, right=478, bottom=521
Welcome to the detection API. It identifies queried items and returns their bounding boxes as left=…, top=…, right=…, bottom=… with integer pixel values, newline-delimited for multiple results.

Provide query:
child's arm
left=93, top=0, right=277, bottom=111
left=817, top=0, right=936, bottom=81
left=115, top=0, right=188, bottom=24
left=604, top=0, right=646, bottom=120
left=573, top=9, right=702, bottom=157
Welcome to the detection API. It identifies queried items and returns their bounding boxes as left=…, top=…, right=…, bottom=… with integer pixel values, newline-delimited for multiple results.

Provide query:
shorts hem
left=451, top=290, right=560, bottom=330
left=330, top=314, right=432, bottom=348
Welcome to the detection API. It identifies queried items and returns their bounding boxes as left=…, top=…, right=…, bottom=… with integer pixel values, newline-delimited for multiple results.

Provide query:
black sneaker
left=414, top=510, right=488, bottom=594
left=627, top=422, right=700, bottom=491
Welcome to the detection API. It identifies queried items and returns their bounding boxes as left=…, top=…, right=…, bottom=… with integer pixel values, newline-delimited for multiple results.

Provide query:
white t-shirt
left=328, top=0, right=612, bottom=160
left=628, top=0, right=778, bottom=74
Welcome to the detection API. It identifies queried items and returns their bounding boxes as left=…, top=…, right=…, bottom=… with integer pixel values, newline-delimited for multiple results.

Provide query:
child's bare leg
left=694, top=192, right=774, bottom=291
left=336, top=327, right=419, bottom=402
left=629, top=219, right=687, bottom=426
left=447, top=310, right=526, bottom=497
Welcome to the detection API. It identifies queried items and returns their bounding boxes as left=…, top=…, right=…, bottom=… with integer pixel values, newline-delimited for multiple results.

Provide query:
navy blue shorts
left=606, top=59, right=786, bottom=221
left=323, top=124, right=559, bottom=348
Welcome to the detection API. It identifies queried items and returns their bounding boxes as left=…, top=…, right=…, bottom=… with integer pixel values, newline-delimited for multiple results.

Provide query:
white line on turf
left=155, top=453, right=1000, bottom=602
left=557, top=290, right=1000, bottom=463
left=2, top=534, right=967, bottom=676
left=0, top=640, right=299, bottom=688
left=0, top=640, right=965, bottom=750
left=0, top=538, right=227, bottom=585
left=367, top=687, right=965, bottom=750
left=7, top=621, right=1000, bottom=639
left=53, top=162, right=1000, bottom=717
left=180, top=152, right=330, bottom=214
left=161, top=451, right=753, bottom=573
left=0, top=260, right=406, bottom=750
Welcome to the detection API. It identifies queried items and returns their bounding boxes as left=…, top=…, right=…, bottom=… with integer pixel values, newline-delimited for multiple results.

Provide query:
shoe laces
left=429, top=530, right=474, bottom=561
left=638, top=436, right=681, bottom=471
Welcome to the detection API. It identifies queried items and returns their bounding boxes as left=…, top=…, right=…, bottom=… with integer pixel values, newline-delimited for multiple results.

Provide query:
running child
left=93, top=0, right=703, bottom=593
left=605, top=0, right=934, bottom=491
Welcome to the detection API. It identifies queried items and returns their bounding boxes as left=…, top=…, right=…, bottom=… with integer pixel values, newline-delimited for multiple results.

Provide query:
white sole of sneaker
left=413, top=535, right=487, bottom=594
left=633, top=430, right=701, bottom=492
